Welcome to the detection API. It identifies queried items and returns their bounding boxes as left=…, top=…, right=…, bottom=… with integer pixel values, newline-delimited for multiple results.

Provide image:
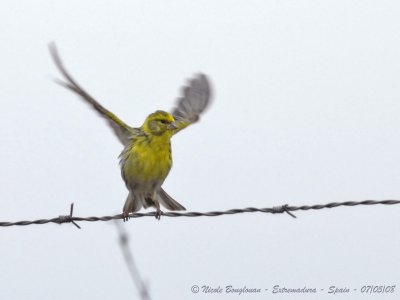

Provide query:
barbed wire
left=0, top=199, right=399, bottom=229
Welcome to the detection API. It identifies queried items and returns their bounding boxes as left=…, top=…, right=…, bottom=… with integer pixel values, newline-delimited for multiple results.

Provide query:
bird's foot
left=123, top=212, right=130, bottom=222
left=155, top=209, right=162, bottom=220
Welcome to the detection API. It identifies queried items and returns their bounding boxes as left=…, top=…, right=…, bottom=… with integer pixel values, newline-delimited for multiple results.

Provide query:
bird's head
left=142, top=110, right=177, bottom=136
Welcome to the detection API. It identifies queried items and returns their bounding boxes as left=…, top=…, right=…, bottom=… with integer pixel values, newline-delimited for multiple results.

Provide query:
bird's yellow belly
left=122, top=140, right=172, bottom=189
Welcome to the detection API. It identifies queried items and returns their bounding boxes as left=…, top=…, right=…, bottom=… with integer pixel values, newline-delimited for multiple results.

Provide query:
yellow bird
left=49, top=44, right=212, bottom=220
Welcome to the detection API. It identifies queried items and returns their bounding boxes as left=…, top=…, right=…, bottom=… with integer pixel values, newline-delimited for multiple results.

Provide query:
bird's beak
left=168, top=122, right=177, bottom=130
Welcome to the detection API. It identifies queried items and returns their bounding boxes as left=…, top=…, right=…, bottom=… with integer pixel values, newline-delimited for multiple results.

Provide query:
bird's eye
left=160, top=120, right=168, bottom=124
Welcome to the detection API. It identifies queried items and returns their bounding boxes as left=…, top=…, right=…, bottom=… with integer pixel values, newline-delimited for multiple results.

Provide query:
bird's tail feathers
left=143, top=196, right=154, bottom=209
left=123, top=189, right=186, bottom=216
left=157, top=188, right=186, bottom=211
left=123, top=192, right=143, bottom=216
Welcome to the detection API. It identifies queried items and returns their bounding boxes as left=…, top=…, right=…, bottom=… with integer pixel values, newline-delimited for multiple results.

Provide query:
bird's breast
left=121, top=136, right=172, bottom=186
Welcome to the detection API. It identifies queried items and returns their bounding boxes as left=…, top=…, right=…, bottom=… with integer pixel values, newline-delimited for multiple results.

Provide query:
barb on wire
left=0, top=199, right=399, bottom=228
left=115, top=221, right=151, bottom=300
left=57, top=203, right=81, bottom=229
left=272, top=204, right=297, bottom=218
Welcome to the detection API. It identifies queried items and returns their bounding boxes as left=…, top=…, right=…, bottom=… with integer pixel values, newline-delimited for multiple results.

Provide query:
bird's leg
left=152, top=192, right=162, bottom=220
left=122, top=212, right=130, bottom=222
left=154, top=201, right=162, bottom=220
left=155, top=208, right=161, bottom=220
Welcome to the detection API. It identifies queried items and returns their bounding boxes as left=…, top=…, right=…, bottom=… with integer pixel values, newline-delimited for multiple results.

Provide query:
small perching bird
left=49, top=43, right=212, bottom=220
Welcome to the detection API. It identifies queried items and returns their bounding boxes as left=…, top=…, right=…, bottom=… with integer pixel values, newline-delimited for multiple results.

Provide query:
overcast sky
left=1, top=1, right=400, bottom=299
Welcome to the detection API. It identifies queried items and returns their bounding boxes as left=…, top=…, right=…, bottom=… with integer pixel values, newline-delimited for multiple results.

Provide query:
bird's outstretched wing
left=49, top=43, right=136, bottom=146
left=171, top=74, right=212, bottom=135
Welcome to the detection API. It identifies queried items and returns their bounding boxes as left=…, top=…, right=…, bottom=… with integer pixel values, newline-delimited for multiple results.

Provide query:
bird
left=49, top=44, right=212, bottom=220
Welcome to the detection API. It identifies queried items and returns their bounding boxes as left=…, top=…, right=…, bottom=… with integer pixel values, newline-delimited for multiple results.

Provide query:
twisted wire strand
left=0, top=200, right=399, bottom=228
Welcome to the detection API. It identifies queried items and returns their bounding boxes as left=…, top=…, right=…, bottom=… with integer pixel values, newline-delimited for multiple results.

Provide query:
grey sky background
left=1, top=1, right=400, bottom=299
